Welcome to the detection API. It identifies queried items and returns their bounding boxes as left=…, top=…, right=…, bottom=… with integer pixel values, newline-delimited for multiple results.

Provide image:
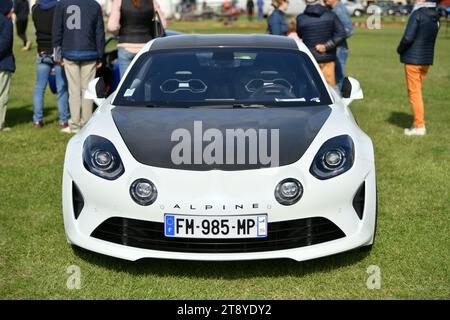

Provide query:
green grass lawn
left=0, top=18, right=449, bottom=299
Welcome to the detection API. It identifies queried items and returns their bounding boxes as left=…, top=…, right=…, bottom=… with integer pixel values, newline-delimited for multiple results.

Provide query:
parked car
left=64, top=35, right=377, bottom=262
left=344, top=0, right=366, bottom=17
left=374, top=1, right=400, bottom=16
left=399, top=4, right=413, bottom=16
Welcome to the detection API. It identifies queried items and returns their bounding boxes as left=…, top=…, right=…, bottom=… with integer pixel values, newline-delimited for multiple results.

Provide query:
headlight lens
left=310, top=135, right=354, bottom=180
left=130, top=179, right=158, bottom=206
left=83, top=135, right=124, bottom=180
left=275, top=178, right=303, bottom=205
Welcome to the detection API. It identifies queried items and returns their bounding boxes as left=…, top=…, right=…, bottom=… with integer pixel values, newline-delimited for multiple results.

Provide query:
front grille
left=91, top=217, right=345, bottom=254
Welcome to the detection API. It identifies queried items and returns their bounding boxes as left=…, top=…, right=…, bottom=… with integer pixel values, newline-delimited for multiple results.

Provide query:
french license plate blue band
left=165, top=215, right=175, bottom=237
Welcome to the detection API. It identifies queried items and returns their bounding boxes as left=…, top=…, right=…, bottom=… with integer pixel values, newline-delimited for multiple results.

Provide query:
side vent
left=352, top=182, right=365, bottom=220
left=72, top=182, right=85, bottom=220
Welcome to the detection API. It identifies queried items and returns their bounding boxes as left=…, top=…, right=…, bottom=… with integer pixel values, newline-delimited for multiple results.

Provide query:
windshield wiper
left=232, top=104, right=267, bottom=109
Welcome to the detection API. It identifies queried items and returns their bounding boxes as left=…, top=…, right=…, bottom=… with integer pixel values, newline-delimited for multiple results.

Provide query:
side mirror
left=341, top=77, right=364, bottom=107
left=85, top=77, right=107, bottom=106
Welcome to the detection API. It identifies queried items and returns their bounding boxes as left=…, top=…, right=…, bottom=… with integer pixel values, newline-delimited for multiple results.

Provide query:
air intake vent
left=91, top=217, right=345, bottom=254
left=352, top=182, right=365, bottom=220
left=72, top=182, right=84, bottom=220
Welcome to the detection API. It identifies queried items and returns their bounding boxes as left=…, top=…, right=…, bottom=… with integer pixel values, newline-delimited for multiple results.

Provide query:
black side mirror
left=95, top=77, right=107, bottom=99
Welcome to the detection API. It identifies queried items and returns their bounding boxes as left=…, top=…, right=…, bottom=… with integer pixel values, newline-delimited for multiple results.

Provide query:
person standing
left=247, top=0, right=255, bottom=21
left=32, top=0, right=69, bottom=130
left=268, top=0, right=289, bottom=36
left=0, top=0, right=15, bottom=132
left=397, top=0, right=439, bottom=136
left=108, top=0, right=167, bottom=78
left=53, top=0, right=105, bottom=134
left=257, top=0, right=264, bottom=20
left=325, top=0, right=353, bottom=92
left=14, top=0, right=32, bottom=51
left=296, top=0, right=346, bottom=88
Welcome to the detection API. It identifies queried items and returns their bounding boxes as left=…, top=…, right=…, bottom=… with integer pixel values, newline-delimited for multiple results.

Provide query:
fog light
left=275, top=178, right=303, bottom=206
left=323, top=148, right=345, bottom=169
left=130, top=179, right=157, bottom=206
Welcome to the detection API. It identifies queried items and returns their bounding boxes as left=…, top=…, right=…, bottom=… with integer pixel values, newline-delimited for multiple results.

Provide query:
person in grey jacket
left=397, top=0, right=439, bottom=136
left=325, top=0, right=353, bottom=92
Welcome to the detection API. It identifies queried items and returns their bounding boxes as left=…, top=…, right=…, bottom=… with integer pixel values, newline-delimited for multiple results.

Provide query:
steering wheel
left=249, top=83, right=296, bottom=100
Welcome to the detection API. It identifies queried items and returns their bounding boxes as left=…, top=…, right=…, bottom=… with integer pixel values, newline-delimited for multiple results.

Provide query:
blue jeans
left=335, top=47, right=349, bottom=92
left=257, top=7, right=264, bottom=20
left=33, top=55, right=69, bottom=123
left=118, top=47, right=137, bottom=78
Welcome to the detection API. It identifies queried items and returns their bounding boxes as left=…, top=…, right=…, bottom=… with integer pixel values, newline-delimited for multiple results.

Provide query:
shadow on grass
left=387, top=111, right=413, bottom=128
left=6, top=105, right=33, bottom=127
left=6, top=104, right=57, bottom=127
left=72, top=245, right=371, bottom=279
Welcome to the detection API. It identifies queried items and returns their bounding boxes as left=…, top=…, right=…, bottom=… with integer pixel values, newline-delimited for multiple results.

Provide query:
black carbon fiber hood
left=111, top=106, right=331, bottom=170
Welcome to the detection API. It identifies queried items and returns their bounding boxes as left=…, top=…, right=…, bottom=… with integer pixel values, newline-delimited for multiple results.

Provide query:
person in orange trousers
left=397, top=0, right=439, bottom=136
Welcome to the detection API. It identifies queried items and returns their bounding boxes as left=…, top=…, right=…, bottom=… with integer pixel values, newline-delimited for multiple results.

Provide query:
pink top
left=108, top=0, right=167, bottom=54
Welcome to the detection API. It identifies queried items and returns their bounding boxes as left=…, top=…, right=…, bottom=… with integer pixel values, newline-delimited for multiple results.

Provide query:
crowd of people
left=267, top=0, right=439, bottom=135
left=0, top=0, right=441, bottom=136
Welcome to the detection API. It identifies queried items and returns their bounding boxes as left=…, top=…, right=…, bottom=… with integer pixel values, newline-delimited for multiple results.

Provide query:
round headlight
left=275, top=178, right=303, bottom=206
left=322, top=148, right=346, bottom=170
left=92, top=150, right=113, bottom=169
left=130, top=179, right=157, bottom=206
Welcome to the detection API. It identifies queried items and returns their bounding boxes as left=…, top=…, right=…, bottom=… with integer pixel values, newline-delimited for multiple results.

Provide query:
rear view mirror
left=342, top=77, right=364, bottom=107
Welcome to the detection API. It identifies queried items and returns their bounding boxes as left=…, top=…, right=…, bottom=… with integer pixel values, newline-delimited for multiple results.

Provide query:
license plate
left=164, top=214, right=268, bottom=239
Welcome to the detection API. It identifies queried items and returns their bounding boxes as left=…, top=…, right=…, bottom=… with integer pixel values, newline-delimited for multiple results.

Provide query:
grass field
left=0, top=17, right=449, bottom=299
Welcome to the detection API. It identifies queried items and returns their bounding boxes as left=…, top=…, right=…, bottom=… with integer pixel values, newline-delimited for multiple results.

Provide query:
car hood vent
left=111, top=106, right=331, bottom=171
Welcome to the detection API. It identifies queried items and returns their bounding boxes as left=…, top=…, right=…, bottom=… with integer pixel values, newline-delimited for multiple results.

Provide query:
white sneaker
left=61, top=126, right=80, bottom=134
left=404, top=126, right=426, bottom=136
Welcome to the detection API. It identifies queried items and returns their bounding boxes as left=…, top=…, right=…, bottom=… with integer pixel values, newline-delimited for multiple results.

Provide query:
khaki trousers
left=405, top=64, right=429, bottom=128
left=0, top=71, right=12, bottom=129
left=319, top=62, right=336, bottom=89
left=63, top=59, right=97, bottom=129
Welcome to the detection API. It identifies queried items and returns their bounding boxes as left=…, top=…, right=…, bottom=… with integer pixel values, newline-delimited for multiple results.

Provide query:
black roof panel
left=149, top=34, right=299, bottom=51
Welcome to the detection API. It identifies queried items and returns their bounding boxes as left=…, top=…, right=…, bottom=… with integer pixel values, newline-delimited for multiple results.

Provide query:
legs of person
left=33, top=55, right=51, bottom=124
left=118, top=47, right=136, bottom=78
left=335, top=47, right=349, bottom=92
left=258, top=7, right=263, bottom=20
left=319, top=62, right=336, bottom=89
left=55, top=65, right=69, bottom=124
left=64, top=59, right=82, bottom=130
left=0, top=71, right=12, bottom=130
left=79, top=60, right=97, bottom=126
left=405, top=64, right=429, bottom=128
left=16, top=19, right=28, bottom=47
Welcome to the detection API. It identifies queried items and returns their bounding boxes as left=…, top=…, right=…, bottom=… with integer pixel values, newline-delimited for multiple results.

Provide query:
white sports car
left=63, top=35, right=377, bottom=262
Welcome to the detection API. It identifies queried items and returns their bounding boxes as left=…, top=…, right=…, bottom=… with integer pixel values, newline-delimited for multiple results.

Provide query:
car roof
left=147, top=34, right=303, bottom=52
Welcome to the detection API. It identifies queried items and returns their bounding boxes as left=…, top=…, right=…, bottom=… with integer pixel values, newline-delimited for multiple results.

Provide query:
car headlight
left=83, top=135, right=124, bottom=180
left=130, top=179, right=158, bottom=206
left=275, top=178, right=303, bottom=206
left=310, top=135, right=354, bottom=180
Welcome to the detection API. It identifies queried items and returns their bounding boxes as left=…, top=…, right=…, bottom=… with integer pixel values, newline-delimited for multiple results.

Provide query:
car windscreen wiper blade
left=232, top=104, right=267, bottom=108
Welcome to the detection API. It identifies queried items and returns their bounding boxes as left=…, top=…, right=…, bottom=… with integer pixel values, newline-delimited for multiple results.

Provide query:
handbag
left=151, top=10, right=166, bottom=38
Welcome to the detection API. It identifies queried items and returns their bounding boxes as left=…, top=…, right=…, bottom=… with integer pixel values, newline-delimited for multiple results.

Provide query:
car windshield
left=113, top=48, right=332, bottom=108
